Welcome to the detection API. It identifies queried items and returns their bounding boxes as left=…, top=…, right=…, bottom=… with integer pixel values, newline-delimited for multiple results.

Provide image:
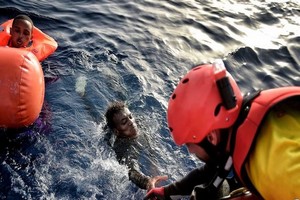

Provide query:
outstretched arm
left=129, top=168, right=151, bottom=190
left=144, top=164, right=218, bottom=199
left=129, top=168, right=168, bottom=190
left=164, top=164, right=215, bottom=196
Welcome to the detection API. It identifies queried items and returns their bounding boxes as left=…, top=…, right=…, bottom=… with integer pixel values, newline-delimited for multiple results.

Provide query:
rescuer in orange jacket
left=146, top=59, right=300, bottom=200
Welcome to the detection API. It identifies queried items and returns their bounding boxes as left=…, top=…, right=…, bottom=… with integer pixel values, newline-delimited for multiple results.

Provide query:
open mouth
left=16, top=39, right=23, bottom=47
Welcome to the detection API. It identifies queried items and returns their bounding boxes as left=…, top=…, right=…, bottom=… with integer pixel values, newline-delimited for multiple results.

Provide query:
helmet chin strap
left=198, top=129, right=229, bottom=164
left=198, top=137, right=219, bottom=164
left=196, top=130, right=233, bottom=193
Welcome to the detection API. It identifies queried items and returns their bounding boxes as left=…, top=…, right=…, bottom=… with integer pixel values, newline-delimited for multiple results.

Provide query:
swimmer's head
left=105, top=101, right=138, bottom=138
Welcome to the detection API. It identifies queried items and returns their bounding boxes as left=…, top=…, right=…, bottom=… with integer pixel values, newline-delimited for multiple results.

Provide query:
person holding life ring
left=0, top=14, right=57, bottom=61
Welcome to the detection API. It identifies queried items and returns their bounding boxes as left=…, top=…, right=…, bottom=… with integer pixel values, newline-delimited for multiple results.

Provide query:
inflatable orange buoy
left=0, top=47, right=45, bottom=128
left=0, top=19, right=58, bottom=61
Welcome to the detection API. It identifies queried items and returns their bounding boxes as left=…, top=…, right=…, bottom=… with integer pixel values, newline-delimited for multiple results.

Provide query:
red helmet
left=167, top=60, right=243, bottom=146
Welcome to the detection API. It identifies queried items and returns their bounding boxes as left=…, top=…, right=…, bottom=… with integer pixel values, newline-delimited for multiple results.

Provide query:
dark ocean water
left=0, top=0, right=300, bottom=199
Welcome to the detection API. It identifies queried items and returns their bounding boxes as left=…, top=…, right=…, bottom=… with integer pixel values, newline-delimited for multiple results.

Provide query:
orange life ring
left=0, top=19, right=58, bottom=61
left=0, top=47, right=45, bottom=128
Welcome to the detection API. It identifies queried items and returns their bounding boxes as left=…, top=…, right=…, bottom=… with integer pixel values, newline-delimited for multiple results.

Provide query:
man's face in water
left=112, top=108, right=138, bottom=138
left=10, top=19, right=33, bottom=48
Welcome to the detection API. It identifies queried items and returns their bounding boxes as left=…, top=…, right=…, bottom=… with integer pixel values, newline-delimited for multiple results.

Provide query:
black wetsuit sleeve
left=164, top=164, right=216, bottom=197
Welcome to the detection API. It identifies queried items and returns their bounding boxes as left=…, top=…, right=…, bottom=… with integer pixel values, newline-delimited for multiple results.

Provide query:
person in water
left=147, top=59, right=300, bottom=199
left=8, top=14, right=33, bottom=48
left=105, top=101, right=167, bottom=191
left=0, top=14, right=57, bottom=61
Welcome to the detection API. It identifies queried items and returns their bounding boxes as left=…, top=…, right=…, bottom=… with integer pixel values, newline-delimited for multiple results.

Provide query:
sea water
left=0, top=0, right=299, bottom=199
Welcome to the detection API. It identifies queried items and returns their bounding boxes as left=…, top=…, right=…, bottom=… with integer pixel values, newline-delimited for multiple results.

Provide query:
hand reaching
left=146, top=175, right=168, bottom=191
left=144, top=187, right=165, bottom=200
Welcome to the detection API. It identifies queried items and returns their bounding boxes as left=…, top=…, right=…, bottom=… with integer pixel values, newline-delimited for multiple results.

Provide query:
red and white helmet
left=167, top=60, right=243, bottom=145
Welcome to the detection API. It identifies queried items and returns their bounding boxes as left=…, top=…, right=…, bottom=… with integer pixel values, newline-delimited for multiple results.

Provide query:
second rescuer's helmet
left=167, top=59, right=243, bottom=146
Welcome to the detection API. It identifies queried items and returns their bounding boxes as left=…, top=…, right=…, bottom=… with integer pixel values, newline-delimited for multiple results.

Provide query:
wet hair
left=12, top=14, right=33, bottom=30
left=105, top=101, right=126, bottom=129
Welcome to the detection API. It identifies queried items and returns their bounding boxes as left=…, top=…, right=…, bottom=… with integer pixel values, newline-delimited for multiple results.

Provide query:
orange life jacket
left=0, top=19, right=57, bottom=61
left=232, top=86, right=300, bottom=187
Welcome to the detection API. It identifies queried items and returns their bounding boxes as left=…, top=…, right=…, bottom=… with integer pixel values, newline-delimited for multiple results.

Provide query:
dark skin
left=112, top=107, right=168, bottom=191
left=9, top=18, right=33, bottom=48
left=112, top=107, right=138, bottom=138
